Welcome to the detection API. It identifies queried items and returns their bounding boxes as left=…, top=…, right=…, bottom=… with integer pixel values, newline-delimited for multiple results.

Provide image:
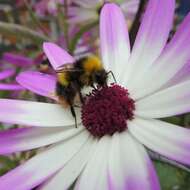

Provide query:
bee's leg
left=91, top=84, right=96, bottom=90
left=74, top=104, right=81, bottom=108
left=107, top=71, right=117, bottom=83
left=79, top=91, right=84, bottom=104
left=70, top=105, right=77, bottom=128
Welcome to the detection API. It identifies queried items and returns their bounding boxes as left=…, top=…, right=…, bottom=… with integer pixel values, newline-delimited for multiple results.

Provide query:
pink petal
left=0, top=68, right=15, bottom=80
left=2, top=53, right=35, bottom=67
left=43, top=42, right=74, bottom=70
left=100, top=3, right=130, bottom=81
left=129, top=118, right=190, bottom=165
left=16, top=71, right=57, bottom=100
left=0, top=83, right=24, bottom=91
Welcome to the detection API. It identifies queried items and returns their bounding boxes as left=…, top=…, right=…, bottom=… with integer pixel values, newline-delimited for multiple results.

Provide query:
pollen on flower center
left=82, top=84, right=135, bottom=137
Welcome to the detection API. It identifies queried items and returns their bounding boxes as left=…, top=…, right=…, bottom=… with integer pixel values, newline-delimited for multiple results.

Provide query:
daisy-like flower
left=0, top=1, right=190, bottom=189
left=69, top=0, right=139, bottom=26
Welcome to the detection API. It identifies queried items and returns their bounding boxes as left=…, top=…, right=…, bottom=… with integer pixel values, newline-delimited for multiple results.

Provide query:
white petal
left=75, top=136, right=111, bottom=190
left=135, top=80, right=190, bottom=118
left=123, top=0, right=175, bottom=86
left=108, top=132, right=160, bottom=190
left=128, top=13, right=190, bottom=100
left=129, top=118, right=190, bottom=165
left=0, top=126, right=83, bottom=154
left=40, top=137, right=97, bottom=190
left=100, top=3, right=130, bottom=81
left=0, top=99, right=81, bottom=127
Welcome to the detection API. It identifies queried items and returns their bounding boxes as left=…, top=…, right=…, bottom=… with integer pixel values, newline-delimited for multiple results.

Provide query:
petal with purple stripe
left=123, top=0, right=175, bottom=86
left=163, top=62, right=190, bottom=89
left=76, top=133, right=160, bottom=190
left=43, top=42, right=74, bottom=70
left=0, top=126, right=83, bottom=154
left=129, top=118, right=190, bottom=165
left=0, top=99, right=81, bottom=127
left=0, top=131, right=89, bottom=190
left=129, top=13, right=190, bottom=100
left=107, top=132, right=160, bottom=190
left=16, top=71, right=57, bottom=100
left=100, top=3, right=130, bottom=81
left=135, top=80, right=190, bottom=118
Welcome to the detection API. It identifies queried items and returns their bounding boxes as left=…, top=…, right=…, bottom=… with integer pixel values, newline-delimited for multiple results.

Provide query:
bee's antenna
left=70, top=105, right=77, bottom=128
left=107, top=71, right=117, bottom=83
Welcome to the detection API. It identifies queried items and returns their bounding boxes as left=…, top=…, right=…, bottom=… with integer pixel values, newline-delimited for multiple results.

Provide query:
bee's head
left=93, top=69, right=108, bottom=86
left=82, top=55, right=108, bottom=86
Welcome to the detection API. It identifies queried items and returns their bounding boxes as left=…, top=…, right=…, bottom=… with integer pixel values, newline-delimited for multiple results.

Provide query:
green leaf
left=162, top=116, right=182, bottom=126
left=0, top=156, right=18, bottom=175
left=154, top=161, right=190, bottom=190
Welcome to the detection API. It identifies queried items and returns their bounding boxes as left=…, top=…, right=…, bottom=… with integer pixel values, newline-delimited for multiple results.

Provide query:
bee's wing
left=43, top=42, right=74, bottom=70
left=56, top=67, right=83, bottom=73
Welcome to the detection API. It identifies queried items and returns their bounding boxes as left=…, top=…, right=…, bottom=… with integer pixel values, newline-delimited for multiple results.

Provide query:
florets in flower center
left=82, top=84, right=135, bottom=137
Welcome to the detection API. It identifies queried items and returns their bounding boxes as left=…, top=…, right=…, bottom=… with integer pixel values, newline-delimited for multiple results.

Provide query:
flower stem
left=0, top=21, right=51, bottom=44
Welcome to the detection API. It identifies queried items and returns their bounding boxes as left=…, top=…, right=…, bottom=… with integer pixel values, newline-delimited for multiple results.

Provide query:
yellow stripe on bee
left=57, top=72, right=69, bottom=86
left=83, top=56, right=102, bottom=74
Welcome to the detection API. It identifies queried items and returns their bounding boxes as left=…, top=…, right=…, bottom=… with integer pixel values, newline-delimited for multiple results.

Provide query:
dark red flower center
left=82, top=84, right=135, bottom=137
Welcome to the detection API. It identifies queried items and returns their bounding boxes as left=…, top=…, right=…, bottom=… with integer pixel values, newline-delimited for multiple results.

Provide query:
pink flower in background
left=0, top=68, right=24, bottom=91
left=2, top=52, right=53, bottom=73
left=69, top=0, right=140, bottom=25
left=34, top=0, right=65, bottom=16
left=0, top=1, right=190, bottom=190
left=2, top=53, right=36, bottom=68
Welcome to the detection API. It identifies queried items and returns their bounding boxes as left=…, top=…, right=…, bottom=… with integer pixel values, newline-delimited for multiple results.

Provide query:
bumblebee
left=55, top=55, right=115, bottom=127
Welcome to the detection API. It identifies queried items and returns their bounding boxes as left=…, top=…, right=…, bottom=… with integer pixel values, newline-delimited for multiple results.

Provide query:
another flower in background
left=2, top=52, right=54, bottom=74
left=69, top=0, right=140, bottom=26
left=0, top=1, right=190, bottom=190
left=2, top=53, right=37, bottom=68
left=0, top=68, right=23, bottom=91
left=34, top=0, right=65, bottom=16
